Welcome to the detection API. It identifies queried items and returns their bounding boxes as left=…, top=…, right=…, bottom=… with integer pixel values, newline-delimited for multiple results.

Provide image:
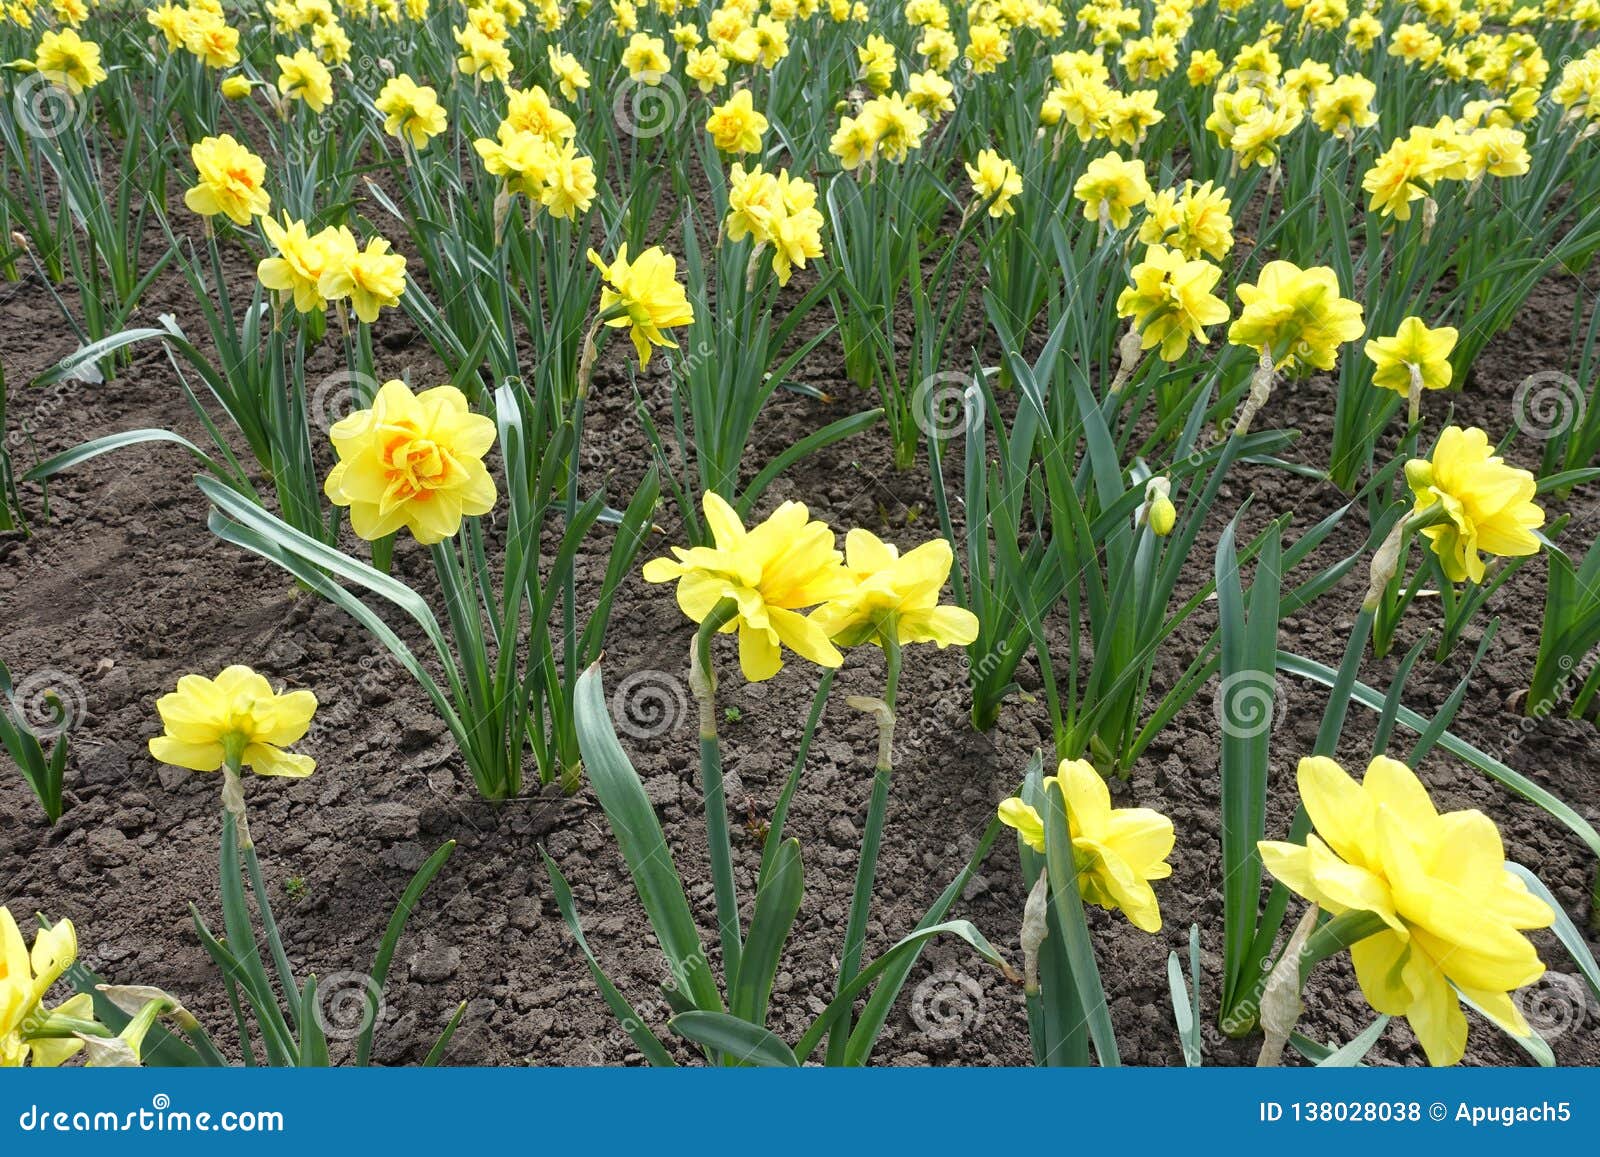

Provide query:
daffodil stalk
left=691, top=597, right=745, bottom=975
left=825, top=629, right=900, bottom=1065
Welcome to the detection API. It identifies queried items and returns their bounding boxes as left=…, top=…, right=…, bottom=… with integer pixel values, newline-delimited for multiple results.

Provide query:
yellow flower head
left=1227, top=260, right=1364, bottom=372
left=1, top=909, right=89, bottom=1068
left=317, top=234, right=407, bottom=324
left=547, top=45, right=590, bottom=100
left=276, top=46, right=332, bottom=112
left=622, top=31, right=671, bottom=81
left=809, top=530, right=979, bottom=649
left=323, top=379, right=498, bottom=544
left=1311, top=73, right=1377, bottom=139
left=32, top=27, right=106, bottom=93
left=375, top=74, right=447, bottom=148
left=906, top=69, right=955, bottom=119
left=1116, top=245, right=1230, bottom=362
left=1137, top=179, right=1234, bottom=261
left=1364, top=316, right=1458, bottom=396
left=182, top=11, right=241, bottom=69
left=221, top=74, right=255, bottom=100
left=642, top=493, right=853, bottom=681
left=859, top=92, right=927, bottom=163
left=998, top=759, right=1175, bottom=933
left=1074, top=152, right=1151, bottom=230
left=858, top=33, right=896, bottom=93
left=1259, top=755, right=1553, bottom=1065
left=965, top=148, right=1022, bottom=218
left=149, top=665, right=318, bottom=777
left=705, top=88, right=768, bottom=154
left=1406, top=426, right=1544, bottom=584
left=587, top=243, right=694, bottom=366
left=258, top=216, right=352, bottom=314
left=183, top=134, right=271, bottom=226
left=685, top=46, right=729, bottom=92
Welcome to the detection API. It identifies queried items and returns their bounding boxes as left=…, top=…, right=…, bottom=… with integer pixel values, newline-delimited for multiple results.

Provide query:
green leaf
left=1041, top=780, right=1120, bottom=1066
left=572, top=663, right=722, bottom=1014
left=730, top=838, right=803, bottom=1028
left=542, top=849, right=677, bottom=1067
left=355, top=841, right=456, bottom=1066
left=669, top=1011, right=798, bottom=1067
left=25, top=429, right=227, bottom=483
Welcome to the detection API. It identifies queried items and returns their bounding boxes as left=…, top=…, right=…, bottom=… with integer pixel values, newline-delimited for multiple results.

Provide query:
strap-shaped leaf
left=572, top=663, right=722, bottom=1013
left=730, top=837, right=803, bottom=1027
left=669, top=1011, right=797, bottom=1067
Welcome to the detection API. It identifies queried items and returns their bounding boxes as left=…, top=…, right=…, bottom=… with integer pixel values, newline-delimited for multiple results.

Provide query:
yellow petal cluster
left=149, top=665, right=318, bottom=777
left=1259, top=756, right=1552, bottom=1066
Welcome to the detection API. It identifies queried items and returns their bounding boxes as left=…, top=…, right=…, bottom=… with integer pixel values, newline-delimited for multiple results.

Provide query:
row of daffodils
left=3, top=0, right=1599, bottom=1069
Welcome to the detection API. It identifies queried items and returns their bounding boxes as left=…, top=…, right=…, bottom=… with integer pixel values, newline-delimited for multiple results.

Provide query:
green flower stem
left=693, top=598, right=743, bottom=980
left=828, top=629, right=900, bottom=1065
left=223, top=750, right=299, bottom=1033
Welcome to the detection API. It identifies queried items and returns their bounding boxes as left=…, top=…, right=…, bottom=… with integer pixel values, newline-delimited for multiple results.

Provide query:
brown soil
left=3, top=190, right=1599, bottom=1068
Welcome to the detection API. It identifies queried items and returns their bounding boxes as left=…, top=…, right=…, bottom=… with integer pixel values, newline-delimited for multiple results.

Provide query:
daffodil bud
left=1021, top=870, right=1050, bottom=997
left=1138, top=477, right=1176, bottom=536
left=1403, top=457, right=1434, bottom=494
left=220, top=75, right=253, bottom=100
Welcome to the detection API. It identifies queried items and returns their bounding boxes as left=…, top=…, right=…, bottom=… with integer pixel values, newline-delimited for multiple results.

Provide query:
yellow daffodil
left=323, top=379, right=497, bottom=544
left=685, top=45, right=728, bottom=92
left=183, top=134, right=270, bottom=226
left=1138, top=179, right=1234, bottom=260
left=149, top=666, right=318, bottom=777
left=182, top=11, right=241, bottom=69
left=587, top=243, right=694, bottom=366
left=1227, top=260, right=1364, bottom=372
left=965, top=148, right=1022, bottom=218
left=1074, top=152, right=1151, bottom=230
left=32, top=27, right=106, bottom=92
left=258, top=216, right=353, bottom=314
left=1116, top=245, right=1230, bottom=362
left=1, top=909, right=92, bottom=1068
left=1311, top=74, right=1377, bottom=139
left=622, top=31, right=670, bottom=82
left=1260, top=755, right=1552, bottom=1066
left=1405, top=426, right=1544, bottom=584
left=318, top=234, right=407, bottom=324
left=858, top=92, right=926, bottom=163
left=642, top=493, right=852, bottom=681
left=998, top=759, right=1175, bottom=933
left=705, top=88, right=768, bottom=154
left=375, top=74, right=447, bottom=148
left=221, top=74, right=254, bottom=100
left=1365, top=316, right=1458, bottom=396
left=809, top=530, right=979, bottom=648
left=547, top=45, right=589, bottom=100
left=276, top=46, right=332, bottom=113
